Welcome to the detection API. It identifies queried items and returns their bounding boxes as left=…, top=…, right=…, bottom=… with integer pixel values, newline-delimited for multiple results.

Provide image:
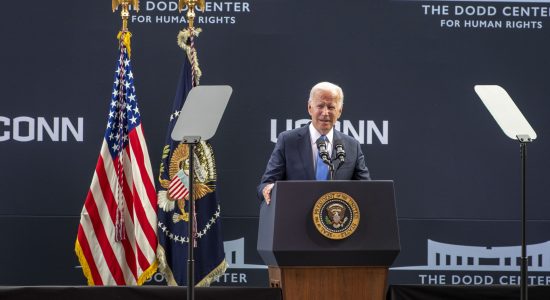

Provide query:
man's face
left=308, top=90, right=343, bottom=135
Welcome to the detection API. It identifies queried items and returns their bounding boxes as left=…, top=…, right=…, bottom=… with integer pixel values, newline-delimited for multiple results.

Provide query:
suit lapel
left=297, top=126, right=314, bottom=179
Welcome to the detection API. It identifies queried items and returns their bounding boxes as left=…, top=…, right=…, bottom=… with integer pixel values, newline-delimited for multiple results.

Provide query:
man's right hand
left=262, top=183, right=275, bottom=205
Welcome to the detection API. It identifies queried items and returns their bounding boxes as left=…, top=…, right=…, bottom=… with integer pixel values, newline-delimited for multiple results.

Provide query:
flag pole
left=178, top=1, right=205, bottom=299
left=110, top=0, right=139, bottom=243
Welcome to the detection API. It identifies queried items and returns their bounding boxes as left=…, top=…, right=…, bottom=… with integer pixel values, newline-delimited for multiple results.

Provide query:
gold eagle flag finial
left=178, top=0, right=206, bottom=29
left=112, top=0, right=140, bottom=32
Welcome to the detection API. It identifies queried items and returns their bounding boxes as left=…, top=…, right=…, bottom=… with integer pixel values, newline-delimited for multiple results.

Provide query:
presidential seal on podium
left=312, top=192, right=360, bottom=240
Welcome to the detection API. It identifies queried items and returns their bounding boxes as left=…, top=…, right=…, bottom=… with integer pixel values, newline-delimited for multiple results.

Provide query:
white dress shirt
left=309, top=123, right=333, bottom=169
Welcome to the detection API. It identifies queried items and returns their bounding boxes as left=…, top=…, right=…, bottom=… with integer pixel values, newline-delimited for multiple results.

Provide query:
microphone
left=316, top=137, right=330, bottom=164
left=335, top=140, right=346, bottom=163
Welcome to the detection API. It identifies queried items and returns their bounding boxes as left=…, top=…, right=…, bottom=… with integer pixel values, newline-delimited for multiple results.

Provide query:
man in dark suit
left=258, top=82, right=370, bottom=204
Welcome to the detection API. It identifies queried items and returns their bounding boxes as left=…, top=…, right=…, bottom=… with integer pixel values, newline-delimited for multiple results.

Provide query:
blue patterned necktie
left=315, top=136, right=329, bottom=180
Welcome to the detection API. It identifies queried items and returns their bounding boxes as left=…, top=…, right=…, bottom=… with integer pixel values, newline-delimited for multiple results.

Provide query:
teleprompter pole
left=183, top=136, right=200, bottom=300
left=517, top=134, right=532, bottom=300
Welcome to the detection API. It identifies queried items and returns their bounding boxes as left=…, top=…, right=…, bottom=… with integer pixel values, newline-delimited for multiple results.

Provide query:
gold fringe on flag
left=157, top=240, right=228, bottom=286
left=196, top=260, right=229, bottom=287
left=137, top=259, right=159, bottom=285
left=75, top=240, right=96, bottom=286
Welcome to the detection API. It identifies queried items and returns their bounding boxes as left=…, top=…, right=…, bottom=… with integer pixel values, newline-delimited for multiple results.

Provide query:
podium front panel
left=257, top=180, right=400, bottom=267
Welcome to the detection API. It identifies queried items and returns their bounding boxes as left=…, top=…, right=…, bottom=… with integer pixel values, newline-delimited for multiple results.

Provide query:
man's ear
left=337, top=106, right=343, bottom=119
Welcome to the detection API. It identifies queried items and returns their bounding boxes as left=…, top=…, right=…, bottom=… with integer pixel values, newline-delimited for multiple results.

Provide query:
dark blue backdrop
left=0, top=0, right=549, bottom=286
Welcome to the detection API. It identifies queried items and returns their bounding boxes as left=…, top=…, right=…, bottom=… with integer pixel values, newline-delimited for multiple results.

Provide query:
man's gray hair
left=308, top=82, right=344, bottom=108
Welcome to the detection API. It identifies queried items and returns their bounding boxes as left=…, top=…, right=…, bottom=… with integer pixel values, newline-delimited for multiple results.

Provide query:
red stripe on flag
left=169, top=179, right=180, bottom=190
left=121, top=148, right=135, bottom=223
left=129, top=129, right=157, bottom=208
left=136, top=242, right=151, bottom=274
left=121, top=233, right=138, bottom=282
left=132, top=182, right=158, bottom=252
left=77, top=223, right=103, bottom=285
left=127, top=129, right=158, bottom=250
left=169, top=178, right=189, bottom=200
left=174, top=189, right=189, bottom=200
left=84, top=188, right=126, bottom=285
left=169, top=182, right=183, bottom=198
left=95, top=156, right=119, bottom=224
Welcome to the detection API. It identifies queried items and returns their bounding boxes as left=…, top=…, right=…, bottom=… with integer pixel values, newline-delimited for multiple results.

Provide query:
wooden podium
left=257, top=181, right=400, bottom=300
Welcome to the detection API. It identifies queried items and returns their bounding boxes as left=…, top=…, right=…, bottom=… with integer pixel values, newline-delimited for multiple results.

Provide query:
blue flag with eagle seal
left=156, top=29, right=227, bottom=286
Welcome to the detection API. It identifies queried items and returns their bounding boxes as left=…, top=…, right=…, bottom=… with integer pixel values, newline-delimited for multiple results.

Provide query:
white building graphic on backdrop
left=392, top=240, right=550, bottom=272
left=224, top=238, right=267, bottom=269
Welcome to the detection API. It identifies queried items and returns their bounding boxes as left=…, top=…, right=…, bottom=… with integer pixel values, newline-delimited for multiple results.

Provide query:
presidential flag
left=156, top=29, right=227, bottom=286
left=75, top=32, right=158, bottom=285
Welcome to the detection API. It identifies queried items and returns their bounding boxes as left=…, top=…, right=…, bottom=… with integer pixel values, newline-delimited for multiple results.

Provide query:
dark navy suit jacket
left=257, top=125, right=371, bottom=200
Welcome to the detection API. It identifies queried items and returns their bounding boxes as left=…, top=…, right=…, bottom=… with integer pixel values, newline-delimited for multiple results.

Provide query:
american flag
left=75, top=36, right=158, bottom=285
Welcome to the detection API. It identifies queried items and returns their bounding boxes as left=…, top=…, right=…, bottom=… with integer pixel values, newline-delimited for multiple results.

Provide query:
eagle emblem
left=312, top=192, right=360, bottom=240
left=112, top=0, right=139, bottom=12
left=325, top=203, right=348, bottom=229
left=158, top=141, right=216, bottom=224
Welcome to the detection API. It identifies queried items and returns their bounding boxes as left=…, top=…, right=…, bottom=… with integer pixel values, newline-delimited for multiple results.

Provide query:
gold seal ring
left=312, top=192, right=360, bottom=240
